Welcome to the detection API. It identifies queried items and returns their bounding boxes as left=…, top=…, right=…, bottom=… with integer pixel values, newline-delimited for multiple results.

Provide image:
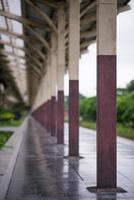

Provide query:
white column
left=69, top=0, right=80, bottom=81
left=97, top=0, right=117, bottom=189
left=68, top=0, right=80, bottom=156
left=51, top=32, right=57, bottom=97
left=57, top=5, right=66, bottom=91
left=57, top=5, right=66, bottom=144
left=50, top=32, right=57, bottom=136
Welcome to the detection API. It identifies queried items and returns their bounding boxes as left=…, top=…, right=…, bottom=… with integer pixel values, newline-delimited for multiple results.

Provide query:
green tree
left=117, top=92, right=134, bottom=127
left=80, top=97, right=96, bottom=121
left=126, top=80, right=134, bottom=93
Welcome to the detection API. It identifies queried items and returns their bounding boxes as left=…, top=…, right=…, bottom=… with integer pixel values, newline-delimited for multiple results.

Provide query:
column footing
left=87, top=187, right=127, bottom=193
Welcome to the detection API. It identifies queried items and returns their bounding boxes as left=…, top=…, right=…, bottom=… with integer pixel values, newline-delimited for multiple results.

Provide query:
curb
left=0, top=118, right=28, bottom=200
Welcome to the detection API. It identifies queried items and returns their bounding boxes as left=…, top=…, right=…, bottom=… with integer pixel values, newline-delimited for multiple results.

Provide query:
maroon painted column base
left=45, top=101, right=48, bottom=131
left=43, top=103, right=46, bottom=128
left=50, top=98, right=53, bottom=135
left=57, top=90, right=64, bottom=144
left=45, top=100, right=49, bottom=132
left=97, top=55, right=116, bottom=188
left=69, top=80, right=79, bottom=156
left=48, top=99, right=51, bottom=133
left=51, top=96, right=57, bottom=137
left=32, top=102, right=45, bottom=127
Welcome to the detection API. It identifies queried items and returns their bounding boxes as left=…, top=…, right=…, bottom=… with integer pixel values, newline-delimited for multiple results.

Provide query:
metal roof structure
left=0, top=0, right=131, bottom=105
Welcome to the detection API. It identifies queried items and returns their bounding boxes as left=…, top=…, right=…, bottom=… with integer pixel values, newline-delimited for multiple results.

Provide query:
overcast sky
left=65, top=1, right=134, bottom=97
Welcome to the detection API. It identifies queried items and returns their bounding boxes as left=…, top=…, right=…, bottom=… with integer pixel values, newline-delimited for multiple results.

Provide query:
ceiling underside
left=0, top=0, right=131, bottom=105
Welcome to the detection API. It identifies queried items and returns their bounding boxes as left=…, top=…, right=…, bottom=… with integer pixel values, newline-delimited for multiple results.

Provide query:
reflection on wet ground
left=6, top=118, right=134, bottom=200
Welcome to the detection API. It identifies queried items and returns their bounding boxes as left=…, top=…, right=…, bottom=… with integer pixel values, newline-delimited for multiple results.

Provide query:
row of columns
left=32, top=0, right=117, bottom=189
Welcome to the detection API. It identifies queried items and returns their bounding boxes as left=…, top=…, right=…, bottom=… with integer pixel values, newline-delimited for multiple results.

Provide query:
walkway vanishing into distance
left=6, top=118, right=134, bottom=200
left=0, top=0, right=131, bottom=193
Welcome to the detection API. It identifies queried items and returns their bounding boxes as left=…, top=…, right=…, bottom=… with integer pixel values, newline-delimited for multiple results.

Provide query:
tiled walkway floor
left=6, top=117, right=134, bottom=200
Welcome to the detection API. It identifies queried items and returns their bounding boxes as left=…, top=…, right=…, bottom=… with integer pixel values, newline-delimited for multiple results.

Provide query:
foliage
left=80, top=97, right=96, bottom=121
left=80, top=120, right=96, bottom=130
left=0, top=132, right=12, bottom=149
left=117, top=92, right=134, bottom=127
left=75, top=79, right=134, bottom=139
left=0, top=105, right=26, bottom=126
left=65, top=93, right=86, bottom=110
left=117, top=88, right=126, bottom=96
left=10, top=102, right=27, bottom=119
left=0, top=107, right=8, bottom=113
left=79, top=93, right=86, bottom=100
left=0, top=63, right=23, bottom=102
left=80, top=80, right=134, bottom=128
left=0, top=118, right=24, bottom=127
left=126, top=80, right=134, bottom=93
left=0, top=103, right=27, bottom=126
left=80, top=93, right=134, bottom=127
left=117, top=123, right=134, bottom=140
left=0, top=112, right=15, bottom=120
left=0, top=101, right=27, bottom=121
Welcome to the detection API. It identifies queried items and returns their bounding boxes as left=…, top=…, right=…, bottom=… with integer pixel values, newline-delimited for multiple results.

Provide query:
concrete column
left=41, top=69, right=48, bottom=130
left=46, top=55, right=52, bottom=133
left=41, top=74, right=48, bottom=129
left=57, top=6, right=66, bottom=144
left=69, top=0, right=80, bottom=156
left=50, top=33, right=57, bottom=137
left=32, top=68, right=48, bottom=129
left=97, top=0, right=117, bottom=188
left=42, top=76, right=48, bottom=129
left=45, top=73, right=49, bottom=132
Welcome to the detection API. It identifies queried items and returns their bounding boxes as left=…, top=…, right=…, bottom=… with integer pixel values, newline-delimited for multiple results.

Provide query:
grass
left=80, top=120, right=134, bottom=140
left=117, top=123, right=134, bottom=140
left=80, top=120, right=96, bottom=130
left=0, top=118, right=24, bottom=127
left=0, top=132, right=12, bottom=149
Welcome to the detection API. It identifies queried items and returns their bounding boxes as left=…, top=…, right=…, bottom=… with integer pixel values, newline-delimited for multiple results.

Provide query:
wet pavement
left=6, top=118, right=134, bottom=200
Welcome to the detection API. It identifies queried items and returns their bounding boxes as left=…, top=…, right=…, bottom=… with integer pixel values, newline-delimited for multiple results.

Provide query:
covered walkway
left=0, top=0, right=133, bottom=199
left=6, top=118, right=134, bottom=200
